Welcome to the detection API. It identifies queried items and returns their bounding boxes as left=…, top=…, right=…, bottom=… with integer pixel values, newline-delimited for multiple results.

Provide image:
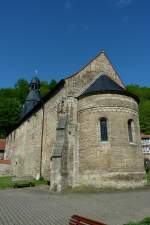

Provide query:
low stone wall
left=0, top=160, right=11, bottom=176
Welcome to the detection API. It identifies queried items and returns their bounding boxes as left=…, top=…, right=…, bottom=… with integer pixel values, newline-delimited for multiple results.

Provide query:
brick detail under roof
left=0, top=160, right=11, bottom=164
left=141, top=134, right=150, bottom=138
left=0, top=139, right=6, bottom=151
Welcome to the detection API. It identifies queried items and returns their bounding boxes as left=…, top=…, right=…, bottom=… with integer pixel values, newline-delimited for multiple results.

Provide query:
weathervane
left=35, top=70, right=39, bottom=75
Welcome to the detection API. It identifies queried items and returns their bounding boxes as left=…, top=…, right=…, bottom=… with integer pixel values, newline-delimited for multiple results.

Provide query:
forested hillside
left=0, top=79, right=57, bottom=138
left=126, top=85, right=150, bottom=134
left=0, top=81, right=150, bottom=138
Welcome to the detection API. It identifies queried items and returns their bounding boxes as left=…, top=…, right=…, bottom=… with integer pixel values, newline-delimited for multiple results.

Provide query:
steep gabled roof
left=65, top=51, right=125, bottom=88
left=79, top=74, right=139, bottom=103
left=81, top=74, right=124, bottom=96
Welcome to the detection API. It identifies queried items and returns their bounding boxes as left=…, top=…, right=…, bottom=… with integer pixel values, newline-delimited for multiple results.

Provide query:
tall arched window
left=128, top=119, right=134, bottom=142
left=100, top=117, right=108, bottom=142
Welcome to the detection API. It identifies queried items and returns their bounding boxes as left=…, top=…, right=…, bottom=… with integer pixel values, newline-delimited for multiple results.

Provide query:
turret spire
left=21, top=76, right=41, bottom=119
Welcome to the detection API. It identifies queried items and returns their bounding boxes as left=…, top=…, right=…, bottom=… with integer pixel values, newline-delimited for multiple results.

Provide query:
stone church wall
left=4, top=51, right=145, bottom=190
left=0, top=160, right=11, bottom=176
left=5, top=109, right=43, bottom=178
left=77, top=94, right=145, bottom=188
left=41, top=87, right=67, bottom=180
left=5, top=86, right=67, bottom=180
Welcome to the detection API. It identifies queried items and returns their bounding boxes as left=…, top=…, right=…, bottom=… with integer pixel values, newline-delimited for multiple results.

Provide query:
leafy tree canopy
left=126, top=84, right=150, bottom=134
left=0, top=78, right=57, bottom=138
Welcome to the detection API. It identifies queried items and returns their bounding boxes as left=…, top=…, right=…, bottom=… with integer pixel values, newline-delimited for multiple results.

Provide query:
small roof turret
left=21, top=76, right=41, bottom=119
left=30, top=77, right=40, bottom=89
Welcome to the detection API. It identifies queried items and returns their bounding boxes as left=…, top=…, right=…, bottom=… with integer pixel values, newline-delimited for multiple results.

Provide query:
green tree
left=0, top=96, right=20, bottom=137
left=40, top=80, right=50, bottom=97
left=139, top=99, right=150, bottom=134
left=49, top=79, right=57, bottom=91
left=0, top=78, right=57, bottom=138
left=15, top=79, right=29, bottom=104
left=126, top=84, right=150, bottom=134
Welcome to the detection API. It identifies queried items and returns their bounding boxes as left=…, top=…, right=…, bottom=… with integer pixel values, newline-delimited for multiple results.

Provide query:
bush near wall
left=144, top=158, right=150, bottom=182
left=124, top=217, right=150, bottom=225
left=0, top=176, right=48, bottom=189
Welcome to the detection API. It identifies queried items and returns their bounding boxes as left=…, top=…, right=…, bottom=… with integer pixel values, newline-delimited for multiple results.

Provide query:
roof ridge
left=65, top=50, right=104, bottom=79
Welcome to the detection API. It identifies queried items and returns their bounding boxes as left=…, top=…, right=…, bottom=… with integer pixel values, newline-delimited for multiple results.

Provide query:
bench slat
left=69, top=215, right=107, bottom=225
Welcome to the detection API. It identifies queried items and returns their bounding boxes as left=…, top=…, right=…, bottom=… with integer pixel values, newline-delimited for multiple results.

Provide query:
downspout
left=39, top=103, right=45, bottom=179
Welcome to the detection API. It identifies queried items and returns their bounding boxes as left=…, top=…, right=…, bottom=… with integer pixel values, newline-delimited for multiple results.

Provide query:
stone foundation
left=74, top=171, right=146, bottom=189
left=0, top=160, right=11, bottom=176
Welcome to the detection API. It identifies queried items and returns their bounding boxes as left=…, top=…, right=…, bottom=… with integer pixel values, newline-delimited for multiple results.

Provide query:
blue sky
left=0, top=0, right=149, bottom=87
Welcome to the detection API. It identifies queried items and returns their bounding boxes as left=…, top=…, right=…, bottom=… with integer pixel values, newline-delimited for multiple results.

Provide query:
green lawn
left=0, top=176, right=13, bottom=189
left=0, top=176, right=48, bottom=189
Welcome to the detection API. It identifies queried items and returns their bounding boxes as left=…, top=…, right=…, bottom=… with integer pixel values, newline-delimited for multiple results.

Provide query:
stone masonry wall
left=5, top=109, right=43, bottom=179
left=77, top=94, right=145, bottom=189
left=41, top=87, right=67, bottom=180
left=0, top=160, right=11, bottom=176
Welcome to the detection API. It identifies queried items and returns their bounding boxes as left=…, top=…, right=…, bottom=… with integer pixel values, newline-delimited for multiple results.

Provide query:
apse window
left=128, top=119, right=134, bottom=143
left=100, top=117, right=108, bottom=142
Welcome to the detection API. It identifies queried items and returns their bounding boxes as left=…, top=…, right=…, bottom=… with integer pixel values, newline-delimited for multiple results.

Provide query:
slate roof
left=30, top=77, right=40, bottom=86
left=81, top=74, right=124, bottom=96
left=21, top=77, right=41, bottom=119
left=8, top=79, right=65, bottom=134
left=0, top=139, right=6, bottom=151
left=79, top=74, right=139, bottom=103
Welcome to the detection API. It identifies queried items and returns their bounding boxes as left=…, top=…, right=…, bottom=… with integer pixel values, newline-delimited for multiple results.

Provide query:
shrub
left=124, top=217, right=150, bottom=225
left=144, top=158, right=150, bottom=173
left=13, top=180, right=35, bottom=188
left=0, top=176, right=13, bottom=189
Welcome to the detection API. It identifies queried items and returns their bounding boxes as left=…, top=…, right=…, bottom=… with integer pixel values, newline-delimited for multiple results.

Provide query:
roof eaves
left=102, top=52, right=125, bottom=88
left=77, top=90, right=140, bottom=104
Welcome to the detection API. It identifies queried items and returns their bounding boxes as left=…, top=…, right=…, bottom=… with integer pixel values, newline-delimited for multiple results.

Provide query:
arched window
left=128, top=119, right=134, bottom=142
left=100, top=117, right=108, bottom=142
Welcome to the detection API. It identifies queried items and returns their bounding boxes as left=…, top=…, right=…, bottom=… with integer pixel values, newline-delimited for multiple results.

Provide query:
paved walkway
left=0, top=186, right=150, bottom=225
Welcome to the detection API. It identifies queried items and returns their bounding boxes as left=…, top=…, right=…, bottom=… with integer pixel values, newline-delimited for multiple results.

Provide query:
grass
left=0, top=176, right=48, bottom=189
left=124, top=217, right=150, bottom=225
left=0, top=176, right=13, bottom=189
left=32, top=178, right=48, bottom=186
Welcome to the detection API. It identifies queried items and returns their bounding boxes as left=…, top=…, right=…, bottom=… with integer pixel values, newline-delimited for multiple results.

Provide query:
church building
left=4, top=51, right=145, bottom=191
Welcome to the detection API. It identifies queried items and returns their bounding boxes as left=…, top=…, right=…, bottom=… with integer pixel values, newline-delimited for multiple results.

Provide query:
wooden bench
left=69, top=215, right=107, bottom=225
left=12, top=176, right=35, bottom=188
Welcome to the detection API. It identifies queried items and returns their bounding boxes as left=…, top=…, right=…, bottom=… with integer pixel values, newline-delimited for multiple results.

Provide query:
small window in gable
left=100, top=117, right=108, bottom=142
